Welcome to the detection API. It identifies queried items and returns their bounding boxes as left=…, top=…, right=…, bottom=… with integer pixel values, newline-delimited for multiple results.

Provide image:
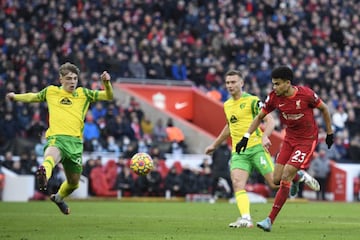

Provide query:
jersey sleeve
left=252, top=97, right=262, bottom=116
left=262, top=93, right=276, bottom=114
left=15, top=87, right=47, bottom=102
left=37, top=87, right=48, bottom=101
left=305, top=87, right=322, bottom=108
left=82, top=88, right=99, bottom=102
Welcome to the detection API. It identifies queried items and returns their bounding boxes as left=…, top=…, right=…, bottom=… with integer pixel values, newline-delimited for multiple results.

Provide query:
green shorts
left=45, top=135, right=83, bottom=174
left=230, top=144, right=274, bottom=176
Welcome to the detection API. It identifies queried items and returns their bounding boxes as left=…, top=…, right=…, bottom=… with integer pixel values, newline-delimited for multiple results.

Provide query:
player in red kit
left=235, top=66, right=334, bottom=232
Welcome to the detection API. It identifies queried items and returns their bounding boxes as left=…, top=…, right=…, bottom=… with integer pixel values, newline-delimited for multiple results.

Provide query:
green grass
left=0, top=199, right=359, bottom=240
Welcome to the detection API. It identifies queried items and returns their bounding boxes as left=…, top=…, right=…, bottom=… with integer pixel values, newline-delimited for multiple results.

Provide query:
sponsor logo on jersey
left=281, top=112, right=304, bottom=120
left=230, top=115, right=238, bottom=123
left=60, top=97, right=73, bottom=105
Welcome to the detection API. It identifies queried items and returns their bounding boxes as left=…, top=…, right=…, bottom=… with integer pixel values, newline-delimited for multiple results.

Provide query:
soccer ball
left=130, top=152, right=154, bottom=176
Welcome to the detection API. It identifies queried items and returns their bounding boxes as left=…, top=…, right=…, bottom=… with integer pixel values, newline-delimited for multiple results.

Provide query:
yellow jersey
left=224, top=92, right=263, bottom=152
left=36, top=86, right=102, bottom=139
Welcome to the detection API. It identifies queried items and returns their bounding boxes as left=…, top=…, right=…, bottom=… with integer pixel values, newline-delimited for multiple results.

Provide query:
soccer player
left=236, top=65, right=334, bottom=232
left=205, top=69, right=278, bottom=228
left=6, top=62, right=114, bottom=214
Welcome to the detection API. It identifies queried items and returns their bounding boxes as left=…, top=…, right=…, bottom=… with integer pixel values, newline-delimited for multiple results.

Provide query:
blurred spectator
left=122, top=142, right=138, bottom=159
left=83, top=157, right=96, bottom=196
left=196, top=167, right=212, bottom=194
left=28, top=151, right=40, bottom=175
left=16, top=105, right=32, bottom=136
left=91, top=102, right=107, bottom=122
left=149, top=145, right=166, bottom=160
left=309, top=149, right=331, bottom=201
left=90, top=73, right=103, bottom=90
left=18, top=152, right=32, bottom=174
left=2, top=112, right=18, bottom=141
left=206, top=86, right=222, bottom=101
left=113, top=166, right=135, bottom=196
left=25, top=112, right=47, bottom=142
left=165, top=118, right=186, bottom=147
left=105, top=135, right=121, bottom=154
left=204, top=67, right=221, bottom=87
left=164, top=165, right=183, bottom=197
left=332, top=105, right=348, bottom=133
left=171, top=58, right=187, bottom=80
left=332, top=134, right=349, bottom=162
left=147, top=54, right=166, bottom=79
left=135, top=164, right=162, bottom=196
left=83, top=113, right=101, bottom=152
left=128, top=54, right=146, bottom=79
left=130, top=114, right=142, bottom=141
left=34, top=134, right=46, bottom=157
left=179, top=165, right=198, bottom=195
left=255, top=61, right=272, bottom=91
left=2, top=151, right=14, bottom=170
left=210, top=140, right=233, bottom=198
left=153, top=118, right=168, bottom=142
left=106, top=115, right=135, bottom=143
left=12, top=161, right=25, bottom=175
left=349, top=134, right=360, bottom=163
left=137, top=139, right=149, bottom=154
left=141, top=115, right=154, bottom=141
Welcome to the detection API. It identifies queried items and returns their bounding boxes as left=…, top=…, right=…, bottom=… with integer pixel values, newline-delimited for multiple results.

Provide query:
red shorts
left=276, top=139, right=318, bottom=169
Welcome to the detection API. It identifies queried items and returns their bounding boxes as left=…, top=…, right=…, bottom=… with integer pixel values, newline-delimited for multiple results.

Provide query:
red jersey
left=262, top=86, right=322, bottom=143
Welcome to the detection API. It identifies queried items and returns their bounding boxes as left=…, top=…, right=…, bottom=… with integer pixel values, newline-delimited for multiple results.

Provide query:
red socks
left=268, top=180, right=291, bottom=224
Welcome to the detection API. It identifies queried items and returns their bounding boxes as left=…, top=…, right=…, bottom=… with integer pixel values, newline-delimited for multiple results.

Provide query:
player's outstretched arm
left=98, top=71, right=114, bottom=101
left=6, top=92, right=40, bottom=103
left=317, top=101, right=334, bottom=148
left=205, top=125, right=230, bottom=155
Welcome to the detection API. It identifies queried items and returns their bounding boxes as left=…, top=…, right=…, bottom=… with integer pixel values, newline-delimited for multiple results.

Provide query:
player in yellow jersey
left=6, top=62, right=113, bottom=214
left=205, top=69, right=278, bottom=228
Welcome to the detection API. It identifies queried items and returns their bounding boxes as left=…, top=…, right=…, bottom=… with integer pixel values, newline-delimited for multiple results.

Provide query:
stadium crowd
left=1, top=0, right=360, bottom=198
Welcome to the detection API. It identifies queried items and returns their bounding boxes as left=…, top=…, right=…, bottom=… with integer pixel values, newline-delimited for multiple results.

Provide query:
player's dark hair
left=225, top=69, right=244, bottom=79
left=59, top=62, right=80, bottom=77
left=271, top=65, right=293, bottom=82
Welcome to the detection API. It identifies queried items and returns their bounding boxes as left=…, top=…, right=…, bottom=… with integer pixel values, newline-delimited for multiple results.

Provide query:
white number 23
left=291, top=150, right=306, bottom=163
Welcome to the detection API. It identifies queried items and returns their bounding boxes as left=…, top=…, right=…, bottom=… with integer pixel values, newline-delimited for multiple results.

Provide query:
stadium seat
left=104, top=160, right=118, bottom=189
left=90, top=167, right=117, bottom=197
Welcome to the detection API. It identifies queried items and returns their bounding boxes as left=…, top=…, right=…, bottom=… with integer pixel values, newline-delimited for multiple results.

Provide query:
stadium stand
left=1, top=0, right=360, bottom=199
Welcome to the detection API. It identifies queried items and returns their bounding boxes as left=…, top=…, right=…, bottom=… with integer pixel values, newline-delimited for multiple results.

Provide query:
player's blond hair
left=59, top=62, right=80, bottom=77
left=225, top=69, right=244, bottom=79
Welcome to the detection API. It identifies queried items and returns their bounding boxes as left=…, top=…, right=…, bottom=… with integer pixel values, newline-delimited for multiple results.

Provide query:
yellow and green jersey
left=224, top=92, right=263, bottom=152
left=16, top=86, right=109, bottom=139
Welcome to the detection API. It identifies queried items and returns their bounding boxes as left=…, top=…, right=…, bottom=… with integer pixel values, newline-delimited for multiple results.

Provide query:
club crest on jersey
left=60, top=97, right=73, bottom=105
left=240, top=103, right=246, bottom=109
left=296, top=100, right=301, bottom=109
left=230, top=115, right=238, bottom=123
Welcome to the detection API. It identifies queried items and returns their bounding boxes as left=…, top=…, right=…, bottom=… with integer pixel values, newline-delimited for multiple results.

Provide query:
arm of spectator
left=6, top=92, right=40, bottom=103
left=97, top=71, right=114, bottom=101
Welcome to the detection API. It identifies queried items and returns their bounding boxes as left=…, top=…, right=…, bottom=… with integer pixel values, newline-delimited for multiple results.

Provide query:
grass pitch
left=0, top=199, right=359, bottom=240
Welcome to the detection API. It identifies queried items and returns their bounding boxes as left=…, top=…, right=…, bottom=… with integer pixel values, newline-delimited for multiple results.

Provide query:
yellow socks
left=42, top=156, right=55, bottom=179
left=58, top=181, right=79, bottom=199
left=235, top=190, right=251, bottom=219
